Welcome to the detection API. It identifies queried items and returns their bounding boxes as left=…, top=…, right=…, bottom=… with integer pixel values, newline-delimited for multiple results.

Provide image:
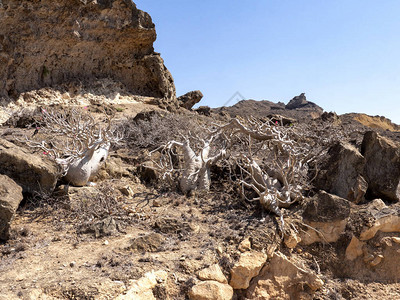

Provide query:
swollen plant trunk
left=61, top=142, right=110, bottom=186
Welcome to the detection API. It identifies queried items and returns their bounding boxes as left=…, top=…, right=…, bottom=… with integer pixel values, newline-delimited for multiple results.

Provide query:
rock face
left=0, top=174, right=23, bottom=240
left=285, top=93, right=323, bottom=113
left=300, top=191, right=350, bottom=245
left=0, top=0, right=175, bottom=100
left=316, top=141, right=367, bottom=203
left=361, top=131, right=400, bottom=202
left=178, top=90, right=203, bottom=110
left=0, top=138, right=59, bottom=194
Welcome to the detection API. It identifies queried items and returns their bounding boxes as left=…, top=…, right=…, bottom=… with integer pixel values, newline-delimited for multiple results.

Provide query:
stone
left=0, top=0, right=175, bottom=101
left=361, top=131, right=400, bottom=202
left=229, top=251, right=267, bottom=290
left=128, top=233, right=164, bottom=253
left=300, top=191, right=350, bottom=245
left=345, top=236, right=365, bottom=261
left=195, top=106, right=211, bottom=116
left=189, top=281, right=233, bottom=300
left=116, top=270, right=168, bottom=300
left=284, top=231, right=301, bottom=249
left=238, top=237, right=251, bottom=252
left=247, top=252, right=324, bottom=299
left=119, top=185, right=134, bottom=197
left=0, top=174, right=23, bottom=240
left=315, top=141, right=367, bottom=203
left=0, top=138, right=58, bottom=194
left=198, top=264, right=227, bottom=284
left=285, top=93, right=323, bottom=113
left=178, top=90, right=203, bottom=110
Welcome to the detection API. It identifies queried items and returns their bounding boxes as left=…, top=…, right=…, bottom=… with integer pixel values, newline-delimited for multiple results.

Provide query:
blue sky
left=134, top=1, right=400, bottom=124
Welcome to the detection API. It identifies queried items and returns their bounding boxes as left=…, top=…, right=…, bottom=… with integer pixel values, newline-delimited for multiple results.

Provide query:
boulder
left=300, top=191, right=350, bottom=245
left=0, top=138, right=58, bottom=194
left=0, top=0, right=175, bottom=100
left=229, top=251, right=267, bottom=290
left=315, top=141, right=367, bottom=203
left=0, top=174, right=23, bottom=240
left=198, top=264, right=228, bottom=284
left=361, top=131, right=400, bottom=202
left=178, top=90, right=203, bottom=110
left=189, top=281, right=233, bottom=300
left=285, top=93, right=323, bottom=113
left=247, top=252, right=324, bottom=299
left=116, top=270, right=168, bottom=300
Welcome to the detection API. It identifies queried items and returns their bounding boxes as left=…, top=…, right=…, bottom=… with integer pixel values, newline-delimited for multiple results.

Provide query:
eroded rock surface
left=0, top=174, right=23, bottom=240
left=361, top=131, right=400, bottom=202
left=0, top=138, right=58, bottom=194
left=0, top=0, right=175, bottom=100
left=189, top=281, right=233, bottom=300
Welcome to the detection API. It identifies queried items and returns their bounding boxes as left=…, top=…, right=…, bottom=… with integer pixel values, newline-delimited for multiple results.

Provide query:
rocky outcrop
left=285, top=93, right=323, bottom=113
left=189, top=281, right=233, bottom=300
left=0, top=174, right=23, bottom=240
left=178, top=90, right=203, bottom=110
left=300, top=191, right=350, bottom=245
left=361, top=131, right=400, bottom=202
left=0, top=0, right=175, bottom=100
left=247, top=252, right=324, bottom=299
left=316, top=141, right=367, bottom=203
left=0, top=138, right=59, bottom=194
left=229, top=251, right=267, bottom=290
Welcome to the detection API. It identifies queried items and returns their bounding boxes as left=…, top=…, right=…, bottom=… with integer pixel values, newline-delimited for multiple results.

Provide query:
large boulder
left=361, top=131, right=400, bottom=202
left=315, top=141, right=367, bottom=203
left=0, top=174, right=23, bottom=240
left=178, top=90, right=204, bottom=110
left=0, top=0, right=175, bottom=100
left=300, top=191, right=351, bottom=245
left=0, top=138, right=58, bottom=194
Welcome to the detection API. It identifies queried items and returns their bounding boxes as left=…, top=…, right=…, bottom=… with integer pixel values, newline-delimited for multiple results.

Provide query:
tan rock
left=392, top=237, right=400, bottom=244
left=0, top=175, right=23, bottom=240
left=284, top=231, right=301, bottom=249
left=370, top=254, right=384, bottom=267
left=116, top=270, right=168, bottom=300
left=189, top=281, right=233, bottom=300
left=360, top=215, right=400, bottom=241
left=345, top=236, right=366, bottom=261
left=229, top=251, right=267, bottom=289
left=238, top=237, right=251, bottom=252
left=247, top=252, right=323, bottom=299
left=198, top=264, right=227, bottom=284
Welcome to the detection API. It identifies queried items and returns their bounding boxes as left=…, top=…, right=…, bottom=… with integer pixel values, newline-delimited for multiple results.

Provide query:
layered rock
left=0, top=138, right=59, bottom=194
left=361, top=131, right=400, bottom=202
left=0, top=174, right=23, bottom=240
left=0, top=0, right=175, bottom=100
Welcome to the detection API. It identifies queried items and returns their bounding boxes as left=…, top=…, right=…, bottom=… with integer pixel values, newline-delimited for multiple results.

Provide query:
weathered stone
left=0, top=138, right=58, bottom=194
left=116, top=270, right=168, bottom=300
left=361, top=131, right=400, bottom=202
left=247, top=252, right=323, bottom=299
left=345, top=236, right=365, bottom=261
left=189, top=281, right=233, bottom=300
left=0, top=0, right=175, bottom=101
left=178, top=90, right=203, bottom=110
left=198, top=264, right=227, bottom=284
left=229, top=251, right=267, bottom=290
left=300, top=191, right=350, bottom=245
left=315, top=141, right=367, bottom=203
left=128, top=233, right=164, bottom=253
left=238, top=237, right=251, bottom=252
left=0, top=174, right=23, bottom=240
left=284, top=230, right=301, bottom=249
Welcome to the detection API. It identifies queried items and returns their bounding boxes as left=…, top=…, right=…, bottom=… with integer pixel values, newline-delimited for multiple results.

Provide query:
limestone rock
left=345, top=236, right=365, bottom=261
left=229, top=251, right=267, bottom=290
left=0, top=138, right=58, bottom=194
left=189, top=281, right=233, bottom=300
left=116, top=270, right=168, bottom=300
left=178, top=90, right=203, bottom=110
left=361, top=131, right=400, bottom=202
left=198, top=264, right=227, bottom=284
left=247, top=252, right=324, bottom=299
left=300, top=191, right=350, bottom=245
left=0, top=174, right=23, bottom=240
left=0, top=0, right=175, bottom=101
left=315, top=141, right=367, bottom=203
left=238, top=237, right=251, bottom=252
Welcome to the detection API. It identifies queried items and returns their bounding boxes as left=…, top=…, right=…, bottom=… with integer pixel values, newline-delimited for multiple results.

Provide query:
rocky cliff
left=0, top=0, right=175, bottom=100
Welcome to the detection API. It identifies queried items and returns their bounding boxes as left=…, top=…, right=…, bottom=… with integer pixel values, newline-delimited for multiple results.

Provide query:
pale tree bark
left=20, top=108, right=121, bottom=186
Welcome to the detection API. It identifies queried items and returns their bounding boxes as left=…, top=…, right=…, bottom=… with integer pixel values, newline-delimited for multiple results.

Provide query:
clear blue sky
left=135, top=0, right=400, bottom=124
